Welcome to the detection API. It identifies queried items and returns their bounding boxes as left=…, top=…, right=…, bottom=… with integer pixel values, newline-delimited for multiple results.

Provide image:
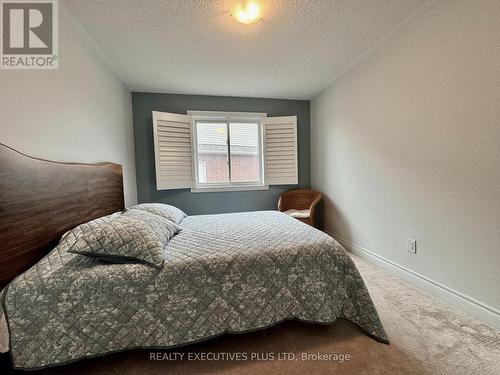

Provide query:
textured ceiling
left=64, top=0, right=426, bottom=99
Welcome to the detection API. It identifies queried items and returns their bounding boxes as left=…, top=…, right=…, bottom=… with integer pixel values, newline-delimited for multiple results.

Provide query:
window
left=152, top=110, right=298, bottom=191
left=229, top=122, right=260, bottom=182
left=195, top=122, right=230, bottom=184
left=191, top=112, right=265, bottom=192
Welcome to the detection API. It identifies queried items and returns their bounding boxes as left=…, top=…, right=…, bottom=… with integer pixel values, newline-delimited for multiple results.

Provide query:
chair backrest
left=278, top=189, right=322, bottom=211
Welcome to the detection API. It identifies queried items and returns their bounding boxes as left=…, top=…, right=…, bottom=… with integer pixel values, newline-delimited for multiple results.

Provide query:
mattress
left=2, top=211, right=387, bottom=369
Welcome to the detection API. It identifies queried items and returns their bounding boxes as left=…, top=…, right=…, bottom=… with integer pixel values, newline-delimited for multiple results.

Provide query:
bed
left=0, top=143, right=388, bottom=370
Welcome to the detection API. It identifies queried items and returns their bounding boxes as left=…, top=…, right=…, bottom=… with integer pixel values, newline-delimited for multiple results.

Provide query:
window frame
left=188, top=111, right=268, bottom=193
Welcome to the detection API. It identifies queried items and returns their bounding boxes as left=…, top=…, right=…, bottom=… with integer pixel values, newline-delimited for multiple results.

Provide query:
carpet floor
left=1, top=253, right=498, bottom=374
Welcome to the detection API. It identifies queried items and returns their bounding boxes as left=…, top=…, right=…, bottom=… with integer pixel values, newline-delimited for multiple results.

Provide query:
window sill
left=191, top=185, right=269, bottom=193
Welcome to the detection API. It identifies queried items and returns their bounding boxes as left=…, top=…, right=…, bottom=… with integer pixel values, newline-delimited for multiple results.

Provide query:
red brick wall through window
left=198, top=153, right=259, bottom=183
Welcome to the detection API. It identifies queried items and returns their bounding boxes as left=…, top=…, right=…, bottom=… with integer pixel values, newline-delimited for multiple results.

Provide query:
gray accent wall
left=132, top=93, right=310, bottom=215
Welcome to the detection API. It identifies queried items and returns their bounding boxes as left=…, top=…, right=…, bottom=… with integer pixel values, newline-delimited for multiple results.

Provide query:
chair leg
left=298, top=217, right=314, bottom=227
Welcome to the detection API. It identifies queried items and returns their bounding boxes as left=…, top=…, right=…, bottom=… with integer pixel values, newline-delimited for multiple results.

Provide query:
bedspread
left=3, top=211, right=388, bottom=369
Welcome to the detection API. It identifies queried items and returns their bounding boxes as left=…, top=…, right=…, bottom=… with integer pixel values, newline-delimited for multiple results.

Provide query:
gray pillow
left=68, top=210, right=180, bottom=268
left=61, top=212, right=122, bottom=244
left=129, top=203, right=187, bottom=224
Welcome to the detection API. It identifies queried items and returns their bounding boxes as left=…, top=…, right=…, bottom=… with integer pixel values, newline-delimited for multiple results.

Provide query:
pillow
left=68, top=210, right=180, bottom=268
left=61, top=212, right=122, bottom=244
left=129, top=203, right=187, bottom=224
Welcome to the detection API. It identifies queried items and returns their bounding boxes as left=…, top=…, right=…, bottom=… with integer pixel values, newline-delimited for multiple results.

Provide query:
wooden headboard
left=0, top=143, right=125, bottom=288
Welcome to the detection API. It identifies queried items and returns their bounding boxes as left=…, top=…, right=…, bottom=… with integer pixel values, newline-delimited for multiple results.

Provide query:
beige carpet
left=351, top=254, right=500, bottom=374
left=2, top=253, right=498, bottom=374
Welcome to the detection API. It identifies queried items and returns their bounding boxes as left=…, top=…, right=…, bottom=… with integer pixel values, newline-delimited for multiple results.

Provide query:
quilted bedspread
left=3, top=211, right=388, bottom=369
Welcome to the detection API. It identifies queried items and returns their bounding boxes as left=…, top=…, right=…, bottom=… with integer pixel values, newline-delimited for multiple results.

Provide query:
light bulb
left=233, top=1, right=261, bottom=24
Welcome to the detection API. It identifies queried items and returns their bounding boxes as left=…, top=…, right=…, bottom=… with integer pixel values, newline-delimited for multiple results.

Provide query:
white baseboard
left=329, top=233, right=500, bottom=331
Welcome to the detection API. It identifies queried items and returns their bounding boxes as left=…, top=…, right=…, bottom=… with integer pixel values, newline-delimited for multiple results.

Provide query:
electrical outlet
left=407, top=239, right=417, bottom=254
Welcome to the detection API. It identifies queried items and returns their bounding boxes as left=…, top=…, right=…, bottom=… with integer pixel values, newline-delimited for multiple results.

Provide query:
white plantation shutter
left=264, top=116, right=298, bottom=185
left=152, top=111, right=193, bottom=189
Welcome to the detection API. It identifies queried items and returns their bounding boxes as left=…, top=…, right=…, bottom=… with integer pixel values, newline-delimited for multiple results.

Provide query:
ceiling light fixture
left=231, top=1, right=262, bottom=24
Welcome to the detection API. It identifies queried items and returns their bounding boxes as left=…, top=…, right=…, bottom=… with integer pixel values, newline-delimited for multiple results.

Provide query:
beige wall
left=311, top=0, right=500, bottom=321
left=0, top=7, right=137, bottom=206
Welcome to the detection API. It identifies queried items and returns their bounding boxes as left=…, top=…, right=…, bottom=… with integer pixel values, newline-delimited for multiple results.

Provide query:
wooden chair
left=278, top=189, right=322, bottom=227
